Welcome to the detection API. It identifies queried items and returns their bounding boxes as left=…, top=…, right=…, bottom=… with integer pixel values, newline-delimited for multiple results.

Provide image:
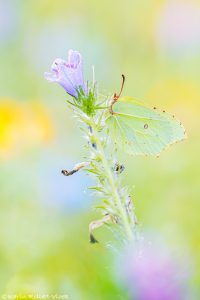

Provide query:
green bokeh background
left=0, top=0, right=199, bottom=298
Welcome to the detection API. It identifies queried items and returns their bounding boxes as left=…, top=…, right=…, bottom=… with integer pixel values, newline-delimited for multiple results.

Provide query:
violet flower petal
left=44, top=50, right=86, bottom=98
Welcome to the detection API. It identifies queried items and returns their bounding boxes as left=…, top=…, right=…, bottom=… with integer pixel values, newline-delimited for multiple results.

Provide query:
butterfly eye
left=144, top=124, right=148, bottom=129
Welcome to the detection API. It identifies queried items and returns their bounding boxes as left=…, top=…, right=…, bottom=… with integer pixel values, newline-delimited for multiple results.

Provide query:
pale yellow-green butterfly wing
left=106, top=96, right=186, bottom=156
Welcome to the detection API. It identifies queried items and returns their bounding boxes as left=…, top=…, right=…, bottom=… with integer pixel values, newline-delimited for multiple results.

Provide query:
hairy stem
left=89, top=118, right=134, bottom=241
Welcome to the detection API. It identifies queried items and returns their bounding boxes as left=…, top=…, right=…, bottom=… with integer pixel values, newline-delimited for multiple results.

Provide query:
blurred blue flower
left=38, top=153, right=93, bottom=213
left=0, top=0, right=19, bottom=44
left=44, top=50, right=86, bottom=98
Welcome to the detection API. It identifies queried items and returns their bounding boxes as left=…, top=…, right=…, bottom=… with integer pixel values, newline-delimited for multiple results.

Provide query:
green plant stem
left=90, top=118, right=133, bottom=241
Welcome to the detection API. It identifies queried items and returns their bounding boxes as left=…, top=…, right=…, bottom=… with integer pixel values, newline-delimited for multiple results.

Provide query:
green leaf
left=88, top=186, right=104, bottom=192
left=106, top=96, right=186, bottom=156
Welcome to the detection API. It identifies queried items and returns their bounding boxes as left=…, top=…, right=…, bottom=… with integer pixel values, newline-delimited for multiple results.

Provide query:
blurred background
left=0, top=0, right=200, bottom=298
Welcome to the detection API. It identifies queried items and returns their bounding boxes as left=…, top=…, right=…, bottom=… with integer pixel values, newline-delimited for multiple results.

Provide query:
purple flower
left=119, top=240, right=193, bottom=300
left=44, top=50, right=86, bottom=98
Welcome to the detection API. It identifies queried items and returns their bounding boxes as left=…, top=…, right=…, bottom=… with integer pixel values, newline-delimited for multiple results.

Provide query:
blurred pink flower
left=120, top=238, right=193, bottom=300
left=156, top=0, right=200, bottom=56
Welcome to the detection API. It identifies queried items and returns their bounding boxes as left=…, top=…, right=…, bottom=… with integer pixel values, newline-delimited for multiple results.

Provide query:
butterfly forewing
left=106, top=96, right=186, bottom=156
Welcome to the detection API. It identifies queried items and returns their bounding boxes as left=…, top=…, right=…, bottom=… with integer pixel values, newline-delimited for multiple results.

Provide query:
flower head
left=44, top=50, right=86, bottom=98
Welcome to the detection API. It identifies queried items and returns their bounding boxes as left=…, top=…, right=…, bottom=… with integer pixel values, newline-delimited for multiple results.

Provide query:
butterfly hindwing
left=106, top=96, right=186, bottom=156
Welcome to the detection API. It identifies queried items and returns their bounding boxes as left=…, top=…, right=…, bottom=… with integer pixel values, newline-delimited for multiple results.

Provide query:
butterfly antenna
left=117, top=74, right=125, bottom=99
left=109, top=74, right=125, bottom=114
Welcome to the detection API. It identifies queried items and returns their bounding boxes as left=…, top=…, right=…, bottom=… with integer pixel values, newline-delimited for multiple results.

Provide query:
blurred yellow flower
left=0, top=99, right=54, bottom=159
